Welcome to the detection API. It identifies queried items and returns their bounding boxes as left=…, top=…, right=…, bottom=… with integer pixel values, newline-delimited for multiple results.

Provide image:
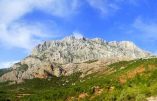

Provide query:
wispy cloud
left=86, top=0, right=119, bottom=15
left=86, top=0, right=145, bottom=16
left=0, top=0, right=79, bottom=50
left=0, top=0, right=147, bottom=51
left=73, top=32, right=84, bottom=39
left=0, top=22, right=55, bottom=50
left=0, top=60, right=19, bottom=69
left=118, top=17, right=157, bottom=53
left=133, top=17, right=157, bottom=40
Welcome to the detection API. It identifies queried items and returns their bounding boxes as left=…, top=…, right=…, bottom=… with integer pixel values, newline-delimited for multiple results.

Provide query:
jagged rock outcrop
left=32, top=36, right=150, bottom=64
left=0, top=35, right=151, bottom=82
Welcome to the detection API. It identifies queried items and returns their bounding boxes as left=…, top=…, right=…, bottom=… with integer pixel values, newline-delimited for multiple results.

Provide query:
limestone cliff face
left=32, top=36, right=150, bottom=64
left=0, top=36, right=151, bottom=82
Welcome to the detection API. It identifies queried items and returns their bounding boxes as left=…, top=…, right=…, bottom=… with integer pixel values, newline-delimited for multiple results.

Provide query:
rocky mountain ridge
left=32, top=36, right=150, bottom=64
left=0, top=35, right=151, bottom=83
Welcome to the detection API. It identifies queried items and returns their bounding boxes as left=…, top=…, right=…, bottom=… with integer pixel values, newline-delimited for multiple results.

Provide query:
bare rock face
left=32, top=36, right=150, bottom=64
left=0, top=35, right=151, bottom=82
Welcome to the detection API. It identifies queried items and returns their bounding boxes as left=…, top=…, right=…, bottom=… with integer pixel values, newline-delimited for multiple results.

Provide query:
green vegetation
left=1, top=58, right=157, bottom=101
left=16, top=64, right=29, bottom=72
left=0, top=68, right=12, bottom=76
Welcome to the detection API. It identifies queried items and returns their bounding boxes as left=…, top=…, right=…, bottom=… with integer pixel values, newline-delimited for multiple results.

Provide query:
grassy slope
left=1, top=58, right=157, bottom=101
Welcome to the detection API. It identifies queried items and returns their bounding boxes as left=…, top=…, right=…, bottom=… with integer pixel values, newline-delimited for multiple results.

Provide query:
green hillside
left=1, top=58, right=157, bottom=101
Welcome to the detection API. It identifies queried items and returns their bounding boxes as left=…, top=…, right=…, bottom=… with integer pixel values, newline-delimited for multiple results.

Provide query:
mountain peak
left=109, top=41, right=137, bottom=49
left=91, top=38, right=105, bottom=43
left=64, top=34, right=86, bottom=41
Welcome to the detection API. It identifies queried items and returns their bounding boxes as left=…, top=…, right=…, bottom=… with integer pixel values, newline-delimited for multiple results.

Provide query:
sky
left=0, top=0, right=157, bottom=68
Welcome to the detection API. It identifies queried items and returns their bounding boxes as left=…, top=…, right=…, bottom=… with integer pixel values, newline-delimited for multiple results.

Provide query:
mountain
left=0, top=35, right=151, bottom=83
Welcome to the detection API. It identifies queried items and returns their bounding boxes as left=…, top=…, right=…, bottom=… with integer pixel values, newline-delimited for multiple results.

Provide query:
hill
left=1, top=57, right=157, bottom=101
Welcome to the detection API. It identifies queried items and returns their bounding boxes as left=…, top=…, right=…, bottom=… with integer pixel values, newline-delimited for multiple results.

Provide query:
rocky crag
left=0, top=35, right=151, bottom=83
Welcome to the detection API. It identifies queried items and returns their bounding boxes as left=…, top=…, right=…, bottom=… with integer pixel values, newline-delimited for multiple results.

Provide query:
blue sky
left=0, top=0, right=157, bottom=68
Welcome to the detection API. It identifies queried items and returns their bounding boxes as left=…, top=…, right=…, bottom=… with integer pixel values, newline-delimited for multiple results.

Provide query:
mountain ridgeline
left=0, top=36, right=151, bottom=83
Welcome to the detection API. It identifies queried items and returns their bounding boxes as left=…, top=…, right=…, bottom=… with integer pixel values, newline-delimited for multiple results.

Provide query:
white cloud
left=86, top=0, right=144, bottom=16
left=0, top=0, right=32, bottom=25
left=73, top=32, right=84, bottom=39
left=133, top=17, right=157, bottom=40
left=0, top=0, right=144, bottom=51
left=0, top=0, right=79, bottom=23
left=37, top=0, right=79, bottom=17
left=0, top=22, right=54, bottom=50
left=86, top=0, right=119, bottom=15
left=0, top=0, right=79, bottom=50
left=118, top=17, right=157, bottom=53
left=0, top=60, right=19, bottom=69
